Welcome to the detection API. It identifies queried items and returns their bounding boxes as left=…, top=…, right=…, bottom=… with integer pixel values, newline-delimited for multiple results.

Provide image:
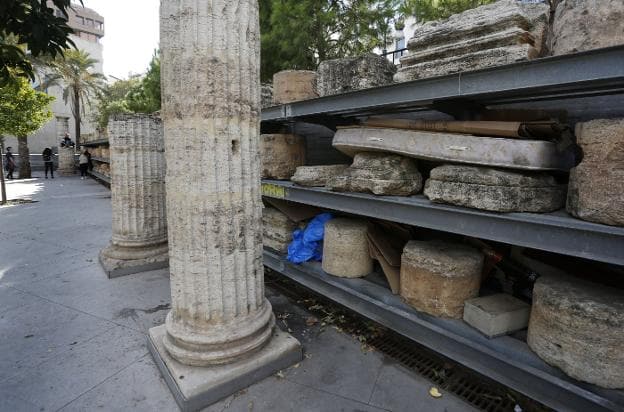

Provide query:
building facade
left=4, top=2, right=105, bottom=155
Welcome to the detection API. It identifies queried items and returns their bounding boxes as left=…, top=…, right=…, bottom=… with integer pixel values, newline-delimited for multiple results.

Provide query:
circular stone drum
left=527, top=275, right=624, bottom=389
left=322, top=218, right=373, bottom=278
left=400, top=240, right=483, bottom=318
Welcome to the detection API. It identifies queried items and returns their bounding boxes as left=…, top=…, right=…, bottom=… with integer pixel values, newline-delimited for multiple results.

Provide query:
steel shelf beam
left=91, top=157, right=110, bottom=163
left=261, top=181, right=624, bottom=266
left=262, top=46, right=624, bottom=122
left=81, top=139, right=109, bottom=147
left=88, top=170, right=111, bottom=186
left=263, top=250, right=624, bottom=411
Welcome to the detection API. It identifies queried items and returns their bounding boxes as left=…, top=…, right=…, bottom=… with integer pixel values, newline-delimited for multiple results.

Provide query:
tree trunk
left=74, top=88, right=81, bottom=147
left=0, top=139, right=6, bottom=204
left=18, top=135, right=31, bottom=179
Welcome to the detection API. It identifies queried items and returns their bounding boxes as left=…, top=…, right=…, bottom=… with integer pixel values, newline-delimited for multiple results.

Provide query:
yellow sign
left=261, top=183, right=286, bottom=199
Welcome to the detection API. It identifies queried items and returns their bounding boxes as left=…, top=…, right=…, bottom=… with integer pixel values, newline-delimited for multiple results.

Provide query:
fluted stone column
left=148, top=1, right=301, bottom=409
left=57, top=146, right=75, bottom=175
left=99, top=114, right=168, bottom=278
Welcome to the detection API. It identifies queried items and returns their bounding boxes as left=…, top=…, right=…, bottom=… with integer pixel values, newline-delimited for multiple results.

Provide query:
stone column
left=148, top=1, right=301, bottom=410
left=99, top=114, right=168, bottom=278
left=57, top=146, right=75, bottom=175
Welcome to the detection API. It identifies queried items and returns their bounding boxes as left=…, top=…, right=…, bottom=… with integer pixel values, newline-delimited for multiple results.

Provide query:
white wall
left=5, top=34, right=104, bottom=155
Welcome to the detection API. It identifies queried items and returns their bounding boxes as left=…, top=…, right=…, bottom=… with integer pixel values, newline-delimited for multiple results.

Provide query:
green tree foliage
left=260, top=0, right=400, bottom=81
left=0, top=77, right=54, bottom=178
left=0, top=0, right=82, bottom=85
left=125, top=51, right=161, bottom=113
left=400, top=0, right=496, bottom=22
left=44, top=49, right=105, bottom=146
left=94, top=51, right=161, bottom=129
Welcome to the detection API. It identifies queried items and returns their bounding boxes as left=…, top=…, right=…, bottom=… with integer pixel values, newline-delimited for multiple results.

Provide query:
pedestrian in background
left=4, top=147, right=15, bottom=179
left=79, top=147, right=89, bottom=179
left=42, top=147, right=54, bottom=179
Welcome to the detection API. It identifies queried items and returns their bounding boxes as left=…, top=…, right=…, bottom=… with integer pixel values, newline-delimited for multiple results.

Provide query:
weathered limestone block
left=260, top=134, right=306, bottom=180
left=551, top=0, right=624, bottom=56
left=464, top=294, right=530, bottom=338
left=527, top=275, right=624, bottom=388
left=272, top=70, right=318, bottom=104
left=150, top=2, right=301, bottom=410
left=567, top=118, right=624, bottom=226
left=400, top=240, right=483, bottom=319
left=261, top=83, right=273, bottom=109
left=424, top=165, right=566, bottom=212
left=58, top=146, right=75, bottom=176
left=290, top=164, right=349, bottom=187
left=326, top=152, right=422, bottom=196
left=262, top=207, right=297, bottom=253
left=317, top=54, right=396, bottom=97
left=99, top=114, right=168, bottom=278
left=322, top=218, right=373, bottom=278
left=395, top=0, right=549, bottom=82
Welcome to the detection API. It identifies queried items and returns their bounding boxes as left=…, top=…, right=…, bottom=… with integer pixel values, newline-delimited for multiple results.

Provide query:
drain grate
left=266, top=270, right=550, bottom=412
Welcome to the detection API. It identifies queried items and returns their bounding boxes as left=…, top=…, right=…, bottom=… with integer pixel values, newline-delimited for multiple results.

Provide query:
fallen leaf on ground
left=429, top=387, right=442, bottom=398
left=305, top=316, right=319, bottom=326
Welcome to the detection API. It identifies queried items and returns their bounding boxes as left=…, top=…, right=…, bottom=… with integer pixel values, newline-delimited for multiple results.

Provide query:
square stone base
left=148, top=324, right=302, bottom=412
left=99, top=252, right=169, bottom=279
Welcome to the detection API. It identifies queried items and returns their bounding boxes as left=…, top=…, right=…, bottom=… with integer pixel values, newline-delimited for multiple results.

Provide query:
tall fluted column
left=58, top=146, right=75, bottom=176
left=148, top=1, right=301, bottom=409
left=99, top=114, right=168, bottom=278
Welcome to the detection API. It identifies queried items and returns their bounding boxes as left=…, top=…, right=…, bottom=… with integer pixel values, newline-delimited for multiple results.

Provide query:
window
left=76, top=15, right=84, bottom=25
left=96, top=20, right=104, bottom=30
left=86, top=18, right=94, bottom=27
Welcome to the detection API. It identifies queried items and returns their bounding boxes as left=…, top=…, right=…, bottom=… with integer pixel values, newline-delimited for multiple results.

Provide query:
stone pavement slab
left=0, top=177, right=477, bottom=412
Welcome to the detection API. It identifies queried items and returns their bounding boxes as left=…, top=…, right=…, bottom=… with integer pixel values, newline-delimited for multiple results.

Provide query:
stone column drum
left=400, top=240, right=483, bottom=319
left=99, top=114, right=168, bottom=278
left=322, top=218, right=373, bottom=278
left=57, top=146, right=75, bottom=175
left=149, top=1, right=302, bottom=410
left=272, top=70, right=318, bottom=104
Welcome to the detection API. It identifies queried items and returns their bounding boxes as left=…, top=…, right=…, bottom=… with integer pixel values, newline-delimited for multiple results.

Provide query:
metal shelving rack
left=82, top=139, right=111, bottom=187
left=260, top=45, right=624, bottom=412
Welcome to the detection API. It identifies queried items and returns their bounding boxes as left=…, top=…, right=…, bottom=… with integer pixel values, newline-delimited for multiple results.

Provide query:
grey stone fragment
left=464, top=294, right=531, bottom=338
left=272, top=70, right=318, bottom=104
left=395, top=0, right=548, bottom=81
left=424, top=165, right=566, bottom=213
left=262, top=207, right=297, bottom=253
left=326, top=152, right=422, bottom=196
left=567, top=118, right=624, bottom=226
left=322, top=218, right=373, bottom=278
left=291, top=164, right=349, bottom=187
left=551, top=0, right=624, bottom=56
left=260, top=134, right=306, bottom=180
left=317, top=54, right=396, bottom=97
left=527, top=275, right=624, bottom=389
left=261, top=83, right=273, bottom=109
left=400, top=240, right=483, bottom=319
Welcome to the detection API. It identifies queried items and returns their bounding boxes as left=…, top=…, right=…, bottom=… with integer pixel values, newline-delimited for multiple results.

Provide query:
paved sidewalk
left=0, top=177, right=475, bottom=412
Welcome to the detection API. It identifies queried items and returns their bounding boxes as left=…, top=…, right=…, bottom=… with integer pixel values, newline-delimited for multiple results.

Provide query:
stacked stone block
left=327, top=152, right=422, bottom=196
left=272, top=70, right=318, bottom=104
left=260, top=134, right=306, bottom=180
left=395, top=0, right=549, bottom=82
left=322, top=218, right=373, bottom=278
left=317, top=54, right=396, bottom=97
left=567, top=118, right=624, bottom=226
left=400, top=240, right=483, bottom=319
left=528, top=275, right=624, bottom=388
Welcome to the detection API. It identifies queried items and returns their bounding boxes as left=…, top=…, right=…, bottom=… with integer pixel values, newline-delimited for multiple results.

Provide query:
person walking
left=79, top=147, right=89, bottom=179
left=4, top=147, right=15, bottom=179
left=42, top=147, right=54, bottom=179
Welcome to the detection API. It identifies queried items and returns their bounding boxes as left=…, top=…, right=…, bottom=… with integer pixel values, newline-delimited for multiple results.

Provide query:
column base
left=148, top=324, right=302, bottom=412
left=99, top=243, right=169, bottom=279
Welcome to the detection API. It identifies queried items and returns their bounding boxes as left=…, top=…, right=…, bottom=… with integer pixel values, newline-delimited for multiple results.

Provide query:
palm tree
left=44, top=49, right=105, bottom=146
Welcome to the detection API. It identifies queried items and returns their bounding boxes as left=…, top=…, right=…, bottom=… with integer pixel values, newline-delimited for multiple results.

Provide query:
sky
left=82, top=0, right=160, bottom=79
